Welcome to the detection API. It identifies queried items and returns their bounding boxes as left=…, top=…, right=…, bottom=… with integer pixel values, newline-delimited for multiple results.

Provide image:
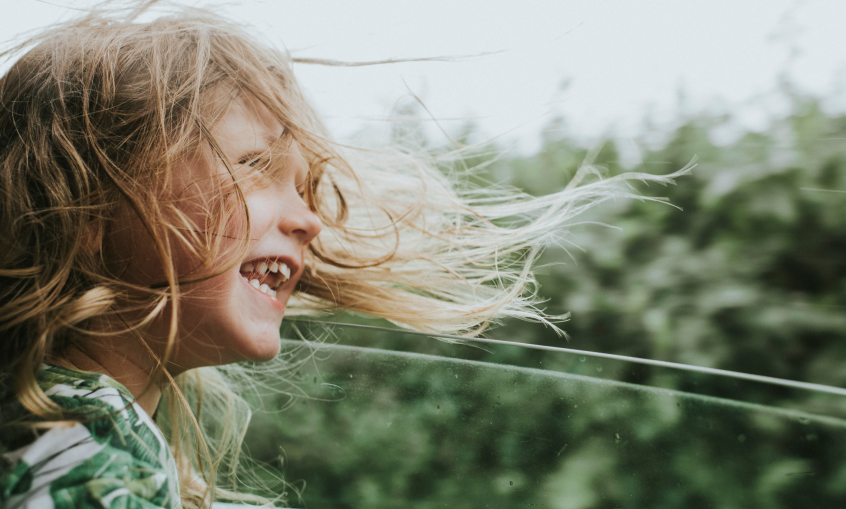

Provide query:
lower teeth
left=241, top=276, right=279, bottom=299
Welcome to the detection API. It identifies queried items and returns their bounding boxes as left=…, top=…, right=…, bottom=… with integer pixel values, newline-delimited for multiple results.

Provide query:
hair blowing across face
left=0, top=4, right=330, bottom=375
left=0, top=5, right=343, bottom=505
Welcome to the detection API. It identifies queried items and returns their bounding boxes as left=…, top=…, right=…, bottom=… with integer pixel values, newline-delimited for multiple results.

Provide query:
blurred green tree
left=242, top=95, right=846, bottom=508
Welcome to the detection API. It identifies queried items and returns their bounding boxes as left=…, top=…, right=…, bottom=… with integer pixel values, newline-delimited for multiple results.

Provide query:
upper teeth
left=242, top=260, right=290, bottom=279
left=240, top=258, right=291, bottom=301
left=267, top=261, right=290, bottom=279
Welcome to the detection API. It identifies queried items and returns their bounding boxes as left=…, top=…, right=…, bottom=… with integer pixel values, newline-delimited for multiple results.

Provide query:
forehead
left=211, top=93, right=284, bottom=158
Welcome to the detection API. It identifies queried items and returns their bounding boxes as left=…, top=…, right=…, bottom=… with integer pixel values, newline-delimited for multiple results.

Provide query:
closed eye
left=238, top=154, right=263, bottom=167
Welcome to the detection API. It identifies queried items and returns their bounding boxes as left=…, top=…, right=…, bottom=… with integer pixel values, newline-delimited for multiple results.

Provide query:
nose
left=281, top=193, right=322, bottom=244
left=277, top=142, right=322, bottom=244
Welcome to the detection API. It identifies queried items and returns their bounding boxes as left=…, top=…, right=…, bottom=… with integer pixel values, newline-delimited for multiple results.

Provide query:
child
left=0, top=2, right=691, bottom=508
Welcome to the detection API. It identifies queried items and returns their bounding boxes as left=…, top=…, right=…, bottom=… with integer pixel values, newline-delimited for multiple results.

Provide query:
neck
left=62, top=342, right=163, bottom=417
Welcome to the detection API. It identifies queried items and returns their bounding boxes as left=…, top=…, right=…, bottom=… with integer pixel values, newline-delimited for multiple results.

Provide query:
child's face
left=109, top=94, right=322, bottom=370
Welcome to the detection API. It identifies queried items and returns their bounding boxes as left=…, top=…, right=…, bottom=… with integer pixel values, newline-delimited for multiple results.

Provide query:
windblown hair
left=0, top=2, right=691, bottom=508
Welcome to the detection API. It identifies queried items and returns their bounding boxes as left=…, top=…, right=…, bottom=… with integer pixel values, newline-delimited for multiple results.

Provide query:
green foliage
left=508, top=99, right=846, bottom=390
left=244, top=97, right=846, bottom=507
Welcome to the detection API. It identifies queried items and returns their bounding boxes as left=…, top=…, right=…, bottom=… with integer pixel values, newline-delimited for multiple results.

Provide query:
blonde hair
left=0, top=2, right=691, bottom=507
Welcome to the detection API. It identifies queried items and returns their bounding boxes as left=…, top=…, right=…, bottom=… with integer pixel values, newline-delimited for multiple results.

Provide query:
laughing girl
left=0, top=3, right=690, bottom=508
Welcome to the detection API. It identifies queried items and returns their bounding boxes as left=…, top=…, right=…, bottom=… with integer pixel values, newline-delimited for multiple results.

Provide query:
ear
left=81, top=221, right=103, bottom=257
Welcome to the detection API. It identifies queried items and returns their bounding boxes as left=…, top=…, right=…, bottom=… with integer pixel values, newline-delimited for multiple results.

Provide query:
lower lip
left=242, top=277, right=286, bottom=311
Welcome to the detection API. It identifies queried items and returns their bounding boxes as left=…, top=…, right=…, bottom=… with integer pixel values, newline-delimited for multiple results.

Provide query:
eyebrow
left=234, top=130, right=286, bottom=165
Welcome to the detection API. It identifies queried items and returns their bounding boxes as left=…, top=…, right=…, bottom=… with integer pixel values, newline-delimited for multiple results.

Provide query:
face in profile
left=107, top=93, right=322, bottom=371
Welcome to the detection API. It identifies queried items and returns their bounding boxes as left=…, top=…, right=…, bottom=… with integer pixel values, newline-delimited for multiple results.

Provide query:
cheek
left=244, top=193, right=274, bottom=233
left=106, top=189, right=246, bottom=287
left=104, top=205, right=165, bottom=285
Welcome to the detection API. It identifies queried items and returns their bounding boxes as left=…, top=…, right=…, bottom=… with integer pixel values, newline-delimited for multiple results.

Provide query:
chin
left=245, top=342, right=282, bottom=363
left=235, top=329, right=283, bottom=363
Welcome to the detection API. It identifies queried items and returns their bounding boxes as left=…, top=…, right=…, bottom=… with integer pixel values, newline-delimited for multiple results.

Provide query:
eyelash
left=238, top=155, right=263, bottom=167
left=237, top=156, right=309, bottom=198
left=238, top=128, right=292, bottom=167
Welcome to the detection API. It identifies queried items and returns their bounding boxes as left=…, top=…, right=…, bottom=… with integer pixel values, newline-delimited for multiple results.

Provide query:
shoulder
left=0, top=365, right=181, bottom=509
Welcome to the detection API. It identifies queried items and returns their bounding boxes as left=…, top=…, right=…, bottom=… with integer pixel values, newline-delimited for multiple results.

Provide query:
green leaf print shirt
left=0, top=364, right=181, bottom=509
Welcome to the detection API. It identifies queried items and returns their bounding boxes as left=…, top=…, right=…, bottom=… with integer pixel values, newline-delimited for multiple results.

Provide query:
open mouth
left=239, top=257, right=292, bottom=300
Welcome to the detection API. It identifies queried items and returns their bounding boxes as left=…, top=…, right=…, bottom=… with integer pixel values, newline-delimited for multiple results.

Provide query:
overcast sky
left=4, top=1, right=846, bottom=155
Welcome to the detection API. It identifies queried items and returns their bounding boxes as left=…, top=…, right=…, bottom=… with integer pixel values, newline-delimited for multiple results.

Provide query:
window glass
left=240, top=321, right=846, bottom=508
